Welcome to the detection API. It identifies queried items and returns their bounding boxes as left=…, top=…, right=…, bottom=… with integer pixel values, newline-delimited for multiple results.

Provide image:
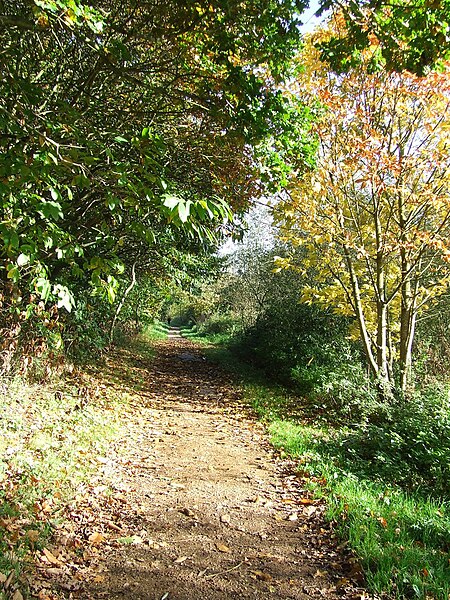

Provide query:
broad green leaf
left=50, top=187, right=60, bottom=201
left=53, top=284, right=75, bottom=312
left=17, top=253, right=30, bottom=267
left=38, top=201, right=64, bottom=221
left=35, top=277, right=52, bottom=301
left=178, top=200, right=191, bottom=223
left=163, top=194, right=181, bottom=210
left=7, top=264, right=19, bottom=282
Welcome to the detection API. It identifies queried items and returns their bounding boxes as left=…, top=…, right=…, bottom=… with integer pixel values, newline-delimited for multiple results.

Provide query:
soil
left=35, top=331, right=367, bottom=600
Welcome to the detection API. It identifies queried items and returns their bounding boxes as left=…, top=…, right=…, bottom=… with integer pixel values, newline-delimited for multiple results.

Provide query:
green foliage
left=202, top=341, right=450, bottom=599
left=318, top=0, right=450, bottom=75
left=0, top=0, right=316, bottom=365
left=64, top=296, right=112, bottom=360
left=269, top=417, right=450, bottom=600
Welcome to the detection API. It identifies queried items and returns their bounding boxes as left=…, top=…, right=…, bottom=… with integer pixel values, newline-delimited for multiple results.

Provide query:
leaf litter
left=2, top=334, right=368, bottom=599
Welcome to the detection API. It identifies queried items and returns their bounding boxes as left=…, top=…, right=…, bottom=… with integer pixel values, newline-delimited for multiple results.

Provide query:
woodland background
left=2, top=1, right=450, bottom=598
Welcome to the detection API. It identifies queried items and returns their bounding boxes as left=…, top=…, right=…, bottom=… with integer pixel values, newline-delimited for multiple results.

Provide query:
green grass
left=0, top=342, right=147, bottom=594
left=192, top=329, right=450, bottom=600
left=146, top=320, right=169, bottom=340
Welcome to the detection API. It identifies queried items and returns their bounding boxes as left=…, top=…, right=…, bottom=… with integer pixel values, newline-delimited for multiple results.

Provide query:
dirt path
left=40, top=333, right=365, bottom=600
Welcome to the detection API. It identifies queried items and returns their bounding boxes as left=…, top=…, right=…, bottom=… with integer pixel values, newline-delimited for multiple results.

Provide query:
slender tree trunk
left=397, top=157, right=414, bottom=393
left=109, top=261, right=137, bottom=344
left=400, top=293, right=416, bottom=393
left=375, top=205, right=390, bottom=385
left=342, top=242, right=379, bottom=377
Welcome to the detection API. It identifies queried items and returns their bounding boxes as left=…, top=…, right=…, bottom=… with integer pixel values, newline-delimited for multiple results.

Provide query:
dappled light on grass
left=266, top=415, right=450, bottom=600
left=199, top=333, right=450, bottom=600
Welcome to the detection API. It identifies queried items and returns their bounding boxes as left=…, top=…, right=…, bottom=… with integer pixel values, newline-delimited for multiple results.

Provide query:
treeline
left=0, top=0, right=313, bottom=374
left=2, top=0, right=450, bottom=377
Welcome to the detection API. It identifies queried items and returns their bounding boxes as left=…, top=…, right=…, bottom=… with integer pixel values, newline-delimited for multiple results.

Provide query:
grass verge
left=0, top=326, right=161, bottom=599
left=190, top=330, right=450, bottom=600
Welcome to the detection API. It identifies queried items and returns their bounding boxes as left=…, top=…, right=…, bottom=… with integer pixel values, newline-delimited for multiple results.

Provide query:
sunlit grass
left=195, top=331, right=450, bottom=600
left=0, top=332, right=158, bottom=589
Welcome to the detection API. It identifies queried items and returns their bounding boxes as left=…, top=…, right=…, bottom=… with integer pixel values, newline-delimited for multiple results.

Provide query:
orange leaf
left=88, top=531, right=106, bottom=545
left=377, top=517, right=388, bottom=528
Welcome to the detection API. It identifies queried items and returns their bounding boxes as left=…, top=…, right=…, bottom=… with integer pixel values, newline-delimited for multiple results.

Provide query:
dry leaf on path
left=88, top=532, right=106, bottom=545
left=304, top=506, right=317, bottom=517
left=42, top=548, right=62, bottom=566
left=174, top=555, right=189, bottom=564
left=250, top=570, right=272, bottom=582
left=215, top=542, right=231, bottom=553
left=314, top=569, right=328, bottom=578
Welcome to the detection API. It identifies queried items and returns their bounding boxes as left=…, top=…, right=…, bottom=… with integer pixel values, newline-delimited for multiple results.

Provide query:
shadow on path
left=73, top=335, right=364, bottom=600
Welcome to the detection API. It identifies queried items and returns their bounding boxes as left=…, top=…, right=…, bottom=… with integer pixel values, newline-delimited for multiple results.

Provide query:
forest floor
left=8, top=331, right=368, bottom=600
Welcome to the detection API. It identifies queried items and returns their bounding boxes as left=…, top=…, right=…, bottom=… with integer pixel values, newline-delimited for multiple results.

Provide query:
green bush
left=198, top=313, right=238, bottom=336
left=332, top=386, right=450, bottom=496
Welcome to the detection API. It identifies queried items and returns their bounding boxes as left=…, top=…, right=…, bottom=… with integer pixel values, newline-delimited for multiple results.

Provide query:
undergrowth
left=192, top=330, right=450, bottom=600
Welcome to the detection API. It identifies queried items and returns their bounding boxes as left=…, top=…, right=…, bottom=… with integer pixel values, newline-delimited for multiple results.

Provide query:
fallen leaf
left=26, top=530, right=40, bottom=543
left=131, top=535, right=144, bottom=544
left=304, top=505, right=317, bottom=517
left=0, top=573, right=6, bottom=584
left=45, top=568, right=64, bottom=576
left=42, top=548, right=62, bottom=566
left=88, top=532, right=106, bottom=545
left=3, top=571, right=14, bottom=589
left=377, top=517, right=388, bottom=528
left=12, top=591, right=23, bottom=600
left=299, top=498, right=315, bottom=505
left=250, top=570, right=272, bottom=582
left=314, top=569, right=327, bottom=578
left=174, top=555, right=188, bottom=564
left=215, top=543, right=231, bottom=553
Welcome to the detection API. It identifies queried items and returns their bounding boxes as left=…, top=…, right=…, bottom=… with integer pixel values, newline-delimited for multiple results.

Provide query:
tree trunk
left=109, top=261, right=137, bottom=344
left=342, top=242, right=379, bottom=378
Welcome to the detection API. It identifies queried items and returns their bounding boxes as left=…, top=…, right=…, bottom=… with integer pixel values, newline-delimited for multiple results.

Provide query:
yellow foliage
left=276, top=37, right=450, bottom=370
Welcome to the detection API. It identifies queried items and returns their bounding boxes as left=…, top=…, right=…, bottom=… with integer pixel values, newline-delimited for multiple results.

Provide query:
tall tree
left=0, top=0, right=313, bottom=358
left=276, top=37, right=450, bottom=394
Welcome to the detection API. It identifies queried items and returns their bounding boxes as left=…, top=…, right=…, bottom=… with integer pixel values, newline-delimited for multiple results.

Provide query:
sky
left=299, top=0, right=326, bottom=34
